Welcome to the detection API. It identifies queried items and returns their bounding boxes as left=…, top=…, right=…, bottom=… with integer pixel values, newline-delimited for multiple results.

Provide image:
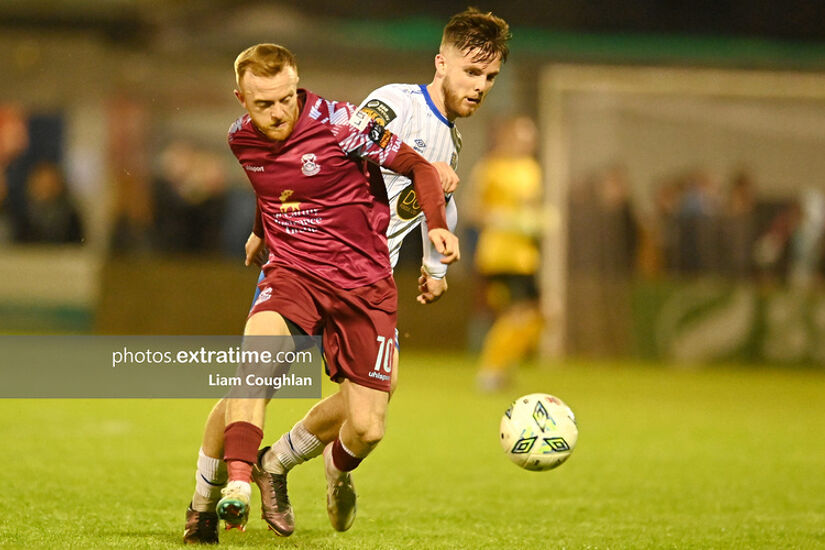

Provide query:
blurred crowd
left=641, top=166, right=758, bottom=279
left=110, top=139, right=254, bottom=257
left=1, top=104, right=254, bottom=256
left=570, top=162, right=825, bottom=289
left=0, top=106, right=84, bottom=245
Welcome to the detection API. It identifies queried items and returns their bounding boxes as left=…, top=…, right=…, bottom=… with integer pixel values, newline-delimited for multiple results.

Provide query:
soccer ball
left=500, top=393, right=578, bottom=471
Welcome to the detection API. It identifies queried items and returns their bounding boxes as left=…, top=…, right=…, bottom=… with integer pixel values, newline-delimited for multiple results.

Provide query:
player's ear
left=435, top=53, right=447, bottom=76
left=234, top=89, right=244, bottom=106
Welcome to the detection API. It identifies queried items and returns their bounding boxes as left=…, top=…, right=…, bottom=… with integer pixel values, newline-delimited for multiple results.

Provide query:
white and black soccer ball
left=500, top=393, right=578, bottom=471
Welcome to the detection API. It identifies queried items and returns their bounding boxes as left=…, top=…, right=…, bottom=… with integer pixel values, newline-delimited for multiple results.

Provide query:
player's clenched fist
left=428, top=228, right=460, bottom=264
left=432, top=161, right=460, bottom=194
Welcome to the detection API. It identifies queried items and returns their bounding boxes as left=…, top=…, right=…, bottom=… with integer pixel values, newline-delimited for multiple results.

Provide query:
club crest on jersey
left=396, top=183, right=421, bottom=221
left=301, top=153, right=320, bottom=176
left=279, top=189, right=301, bottom=212
left=414, top=139, right=426, bottom=153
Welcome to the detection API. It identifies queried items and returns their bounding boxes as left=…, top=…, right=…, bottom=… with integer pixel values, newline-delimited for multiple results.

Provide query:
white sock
left=222, top=480, right=252, bottom=500
left=263, top=421, right=324, bottom=474
left=192, top=447, right=227, bottom=512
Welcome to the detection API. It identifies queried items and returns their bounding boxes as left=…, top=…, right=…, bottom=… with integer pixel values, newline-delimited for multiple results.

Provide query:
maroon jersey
left=229, top=90, right=405, bottom=289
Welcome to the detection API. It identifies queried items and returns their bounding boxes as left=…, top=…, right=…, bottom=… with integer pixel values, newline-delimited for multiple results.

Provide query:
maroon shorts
left=250, top=264, right=397, bottom=392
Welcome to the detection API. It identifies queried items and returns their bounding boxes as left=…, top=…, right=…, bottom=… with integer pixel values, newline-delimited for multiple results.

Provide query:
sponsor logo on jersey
left=361, top=99, right=397, bottom=127
left=396, top=183, right=421, bottom=220
left=413, top=138, right=426, bottom=153
left=368, top=370, right=391, bottom=382
left=300, top=153, right=320, bottom=176
left=255, top=287, right=272, bottom=306
left=368, top=122, right=392, bottom=149
left=244, top=165, right=264, bottom=172
left=279, top=189, right=301, bottom=212
left=349, top=110, right=370, bottom=131
left=350, top=109, right=392, bottom=149
left=450, top=152, right=457, bottom=169
left=229, top=118, right=244, bottom=135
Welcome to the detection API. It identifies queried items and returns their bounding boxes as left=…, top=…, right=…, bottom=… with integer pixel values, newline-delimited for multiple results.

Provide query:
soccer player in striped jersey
left=248, top=8, right=511, bottom=537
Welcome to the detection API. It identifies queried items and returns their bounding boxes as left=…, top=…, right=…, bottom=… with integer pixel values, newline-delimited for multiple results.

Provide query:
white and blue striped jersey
left=356, top=84, right=460, bottom=278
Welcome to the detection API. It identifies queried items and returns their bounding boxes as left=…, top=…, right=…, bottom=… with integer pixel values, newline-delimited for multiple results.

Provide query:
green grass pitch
left=1, top=353, right=823, bottom=549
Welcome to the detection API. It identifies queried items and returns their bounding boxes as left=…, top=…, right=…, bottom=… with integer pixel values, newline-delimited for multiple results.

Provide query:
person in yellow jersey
left=470, top=116, right=543, bottom=391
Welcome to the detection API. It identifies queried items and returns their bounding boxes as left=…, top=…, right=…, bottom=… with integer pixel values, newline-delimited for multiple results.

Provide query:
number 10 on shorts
left=374, top=335, right=394, bottom=373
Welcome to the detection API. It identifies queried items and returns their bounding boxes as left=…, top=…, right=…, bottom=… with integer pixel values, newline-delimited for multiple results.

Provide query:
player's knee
left=360, top=425, right=385, bottom=447
left=350, top=417, right=385, bottom=447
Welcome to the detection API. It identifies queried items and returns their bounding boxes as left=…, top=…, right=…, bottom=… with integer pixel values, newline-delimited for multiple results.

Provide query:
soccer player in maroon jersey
left=183, top=43, right=459, bottom=543
left=246, top=8, right=510, bottom=539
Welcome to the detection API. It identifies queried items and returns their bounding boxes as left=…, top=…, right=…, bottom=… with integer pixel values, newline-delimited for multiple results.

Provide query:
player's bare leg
left=256, top=350, right=398, bottom=536
left=300, top=347, right=398, bottom=442
left=217, top=311, right=290, bottom=531
left=261, top=347, right=398, bottom=476
left=256, top=376, right=394, bottom=534
left=324, top=379, right=390, bottom=531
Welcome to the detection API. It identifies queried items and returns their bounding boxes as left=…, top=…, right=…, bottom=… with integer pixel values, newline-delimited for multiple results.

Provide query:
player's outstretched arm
left=393, top=150, right=460, bottom=266
left=384, top=144, right=449, bottom=232
left=336, top=106, right=449, bottom=231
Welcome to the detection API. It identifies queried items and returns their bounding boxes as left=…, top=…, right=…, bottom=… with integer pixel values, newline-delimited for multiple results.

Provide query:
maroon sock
left=224, top=421, right=263, bottom=482
left=331, top=437, right=363, bottom=472
left=226, top=459, right=253, bottom=483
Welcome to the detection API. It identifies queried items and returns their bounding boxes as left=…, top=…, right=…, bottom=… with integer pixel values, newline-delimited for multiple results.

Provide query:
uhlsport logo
left=279, top=189, right=301, bottom=212
left=301, top=153, right=320, bottom=176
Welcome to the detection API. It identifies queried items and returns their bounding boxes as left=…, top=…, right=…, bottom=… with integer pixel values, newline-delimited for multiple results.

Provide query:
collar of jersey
left=419, top=84, right=454, bottom=128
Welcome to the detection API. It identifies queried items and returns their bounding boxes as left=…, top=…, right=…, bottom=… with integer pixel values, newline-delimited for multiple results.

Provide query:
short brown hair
left=234, top=43, right=297, bottom=86
left=441, top=7, right=511, bottom=63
